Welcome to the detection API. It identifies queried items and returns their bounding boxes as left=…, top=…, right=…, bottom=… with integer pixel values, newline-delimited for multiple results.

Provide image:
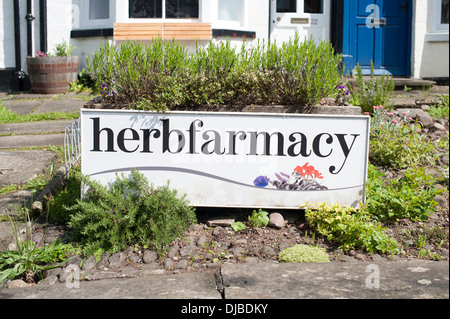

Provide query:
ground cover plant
left=87, top=35, right=343, bottom=110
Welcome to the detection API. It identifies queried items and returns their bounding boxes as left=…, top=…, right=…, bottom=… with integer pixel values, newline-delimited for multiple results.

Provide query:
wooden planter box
left=26, top=56, right=79, bottom=94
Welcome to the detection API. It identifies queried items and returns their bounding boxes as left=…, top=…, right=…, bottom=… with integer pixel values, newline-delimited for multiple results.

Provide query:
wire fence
left=64, top=118, right=81, bottom=176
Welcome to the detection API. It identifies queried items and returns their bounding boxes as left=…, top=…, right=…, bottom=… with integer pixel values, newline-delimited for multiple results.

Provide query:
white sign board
left=81, top=109, right=370, bottom=209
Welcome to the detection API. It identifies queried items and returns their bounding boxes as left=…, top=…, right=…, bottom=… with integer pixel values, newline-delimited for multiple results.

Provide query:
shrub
left=87, top=35, right=343, bottom=110
left=66, top=169, right=196, bottom=257
left=348, top=62, right=394, bottom=114
left=369, top=106, right=440, bottom=169
left=365, top=164, right=441, bottom=222
left=278, top=244, right=329, bottom=263
left=305, top=203, right=399, bottom=254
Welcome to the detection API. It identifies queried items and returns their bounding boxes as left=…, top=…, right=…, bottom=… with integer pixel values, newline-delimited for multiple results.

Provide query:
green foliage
left=369, top=106, right=440, bottom=169
left=47, top=168, right=81, bottom=224
left=66, top=169, right=196, bottom=257
left=428, top=95, right=449, bottom=119
left=248, top=209, right=270, bottom=229
left=51, top=41, right=75, bottom=57
left=348, top=62, right=394, bottom=113
left=231, top=221, right=246, bottom=232
left=365, top=164, right=441, bottom=222
left=87, top=35, right=343, bottom=110
left=278, top=244, right=329, bottom=263
left=305, top=203, right=399, bottom=254
left=0, top=211, right=75, bottom=284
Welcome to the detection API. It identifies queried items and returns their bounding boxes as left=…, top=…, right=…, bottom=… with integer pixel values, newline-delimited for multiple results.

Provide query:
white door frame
left=269, top=0, right=331, bottom=43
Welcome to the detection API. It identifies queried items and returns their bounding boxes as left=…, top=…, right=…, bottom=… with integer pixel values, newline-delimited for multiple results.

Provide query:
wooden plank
left=114, top=22, right=211, bottom=40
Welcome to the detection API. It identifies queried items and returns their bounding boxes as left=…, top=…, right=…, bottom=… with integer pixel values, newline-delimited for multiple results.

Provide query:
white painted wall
left=411, top=0, right=449, bottom=78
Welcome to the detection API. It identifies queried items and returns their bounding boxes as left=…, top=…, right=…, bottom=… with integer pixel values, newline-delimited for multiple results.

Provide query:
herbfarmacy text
left=90, top=117, right=360, bottom=175
left=180, top=303, right=269, bottom=316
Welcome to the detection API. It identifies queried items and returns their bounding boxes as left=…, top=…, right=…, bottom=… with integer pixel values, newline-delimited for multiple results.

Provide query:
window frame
left=432, top=0, right=449, bottom=33
left=127, top=0, right=202, bottom=22
left=78, top=0, right=114, bottom=29
left=213, top=0, right=246, bottom=29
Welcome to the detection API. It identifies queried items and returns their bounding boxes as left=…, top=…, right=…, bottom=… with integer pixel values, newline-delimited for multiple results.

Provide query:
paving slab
left=0, top=120, right=73, bottom=135
left=1, top=100, right=43, bottom=115
left=0, top=272, right=222, bottom=299
left=2, top=121, right=73, bottom=136
left=33, top=100, right=84, bottom=114
left=0, top=150, right=57, bottom=186
left=220, top=261, right=449, bottom=299
left=0, top=134, right=64, bottom=149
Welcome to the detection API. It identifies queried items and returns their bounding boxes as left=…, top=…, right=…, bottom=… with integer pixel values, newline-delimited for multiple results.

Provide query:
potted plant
left=26, top=41, right=79, bottom=94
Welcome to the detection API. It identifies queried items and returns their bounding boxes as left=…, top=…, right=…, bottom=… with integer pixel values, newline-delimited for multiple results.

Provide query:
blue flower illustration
left=253, top=176, right=269, bottom=187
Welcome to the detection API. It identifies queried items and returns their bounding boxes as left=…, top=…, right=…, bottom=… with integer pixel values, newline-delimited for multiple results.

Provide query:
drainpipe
left=268, top=0, right=272, bottom=41
left=40, top=0, right=48, bottom=53
left=26, top=0, right=35, bottom=57
left=13, top=0, right=24, bottom=90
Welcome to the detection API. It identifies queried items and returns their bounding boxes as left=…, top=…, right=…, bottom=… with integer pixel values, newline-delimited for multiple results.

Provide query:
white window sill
left=425, top=33, right=449, bottom=42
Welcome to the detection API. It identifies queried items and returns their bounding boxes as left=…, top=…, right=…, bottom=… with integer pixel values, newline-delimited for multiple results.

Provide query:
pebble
left=268, top=213, right=285, bottom=229
left=143, top=250, right=158, bottom=263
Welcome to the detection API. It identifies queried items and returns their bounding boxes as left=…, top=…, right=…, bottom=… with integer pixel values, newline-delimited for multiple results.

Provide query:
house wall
left=411, top=0, right=449, bottom=79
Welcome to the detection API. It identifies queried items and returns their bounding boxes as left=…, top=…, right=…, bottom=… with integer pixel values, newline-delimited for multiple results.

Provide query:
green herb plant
left=66, top=169, right=196, bottom=257
left=248, top=209, right=270, bottom=229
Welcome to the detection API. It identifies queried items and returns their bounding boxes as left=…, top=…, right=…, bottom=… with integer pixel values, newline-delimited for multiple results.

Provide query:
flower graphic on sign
left=254, top=163, right=327, bottom=191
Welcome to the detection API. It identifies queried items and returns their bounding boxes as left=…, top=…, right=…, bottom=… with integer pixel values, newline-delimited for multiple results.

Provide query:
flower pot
left=26, top=56, right=79, bottom=94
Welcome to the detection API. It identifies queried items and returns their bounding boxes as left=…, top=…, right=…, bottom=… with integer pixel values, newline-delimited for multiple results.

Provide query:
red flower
left=294, top=163, right=323, bottom=179
left=232, top=33, right=237, bottom=37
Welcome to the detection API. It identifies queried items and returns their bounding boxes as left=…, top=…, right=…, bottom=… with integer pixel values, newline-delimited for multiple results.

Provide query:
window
left=219, top=0, right=240, bottom=21
left=277, top=0, right=296, bottom=13
left=129, top=0, right=198, bottom=19
left=442, top=0, right=449, bottom=24
left=89, top=0, right=109, bottom=20
left=304, top=0, right=323, bottom=14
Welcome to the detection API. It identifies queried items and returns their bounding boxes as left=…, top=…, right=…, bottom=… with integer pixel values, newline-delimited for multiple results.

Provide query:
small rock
left=355, top=253, right=364, bottom=260
left=340, top=255, right=357, bottom=263
left=279, top=242, right=291, bottom=252
left=197, top=235, right=208, bottom=248
left=206, top=217, right=235, bottom=227
left=96, top=252, right=110, bottom=270
left=180, top=245, right=194, bottom=257
left=372, top=254, right=385, bottom=263
left=167, top=244, right=179, bottom=258
left=432, top=122, right=446, bottom=131
left=232, top=247, right=245, bottom=256
left=109, top=252, right=127, bottom=268
left=212, top=226, right=227, bottom=237
left=262, top=245, right=277, bottom=257
left=8, top=280, right=32, bottom=288
left=163, top=258, right=174, bottom=270
left=244, top=257, right=259, bottom=264
left=433, top=195, right=447, bottom=205
left=177, top=259, right=189, bottom=270
left=81, top=256, right=97, bottom=271
left=40, top=275, right=59, bottom=286
left=268, top=213, right=285, bottom=229
left=143, top=250, right=158, bottom=263
left=440, top=249, right=449, bottom=257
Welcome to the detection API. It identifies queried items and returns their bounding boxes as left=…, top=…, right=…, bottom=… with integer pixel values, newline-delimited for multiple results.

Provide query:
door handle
left=401, top=3, right=409, bottom=12
left=371, top=18, right=387, bottom=26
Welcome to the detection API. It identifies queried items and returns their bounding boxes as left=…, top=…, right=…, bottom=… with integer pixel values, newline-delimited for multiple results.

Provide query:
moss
left=278, top=244, right=330, bottom=263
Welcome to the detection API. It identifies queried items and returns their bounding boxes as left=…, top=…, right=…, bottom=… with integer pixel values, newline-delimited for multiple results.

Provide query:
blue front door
left=343, top=0, right=412, bottom=76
